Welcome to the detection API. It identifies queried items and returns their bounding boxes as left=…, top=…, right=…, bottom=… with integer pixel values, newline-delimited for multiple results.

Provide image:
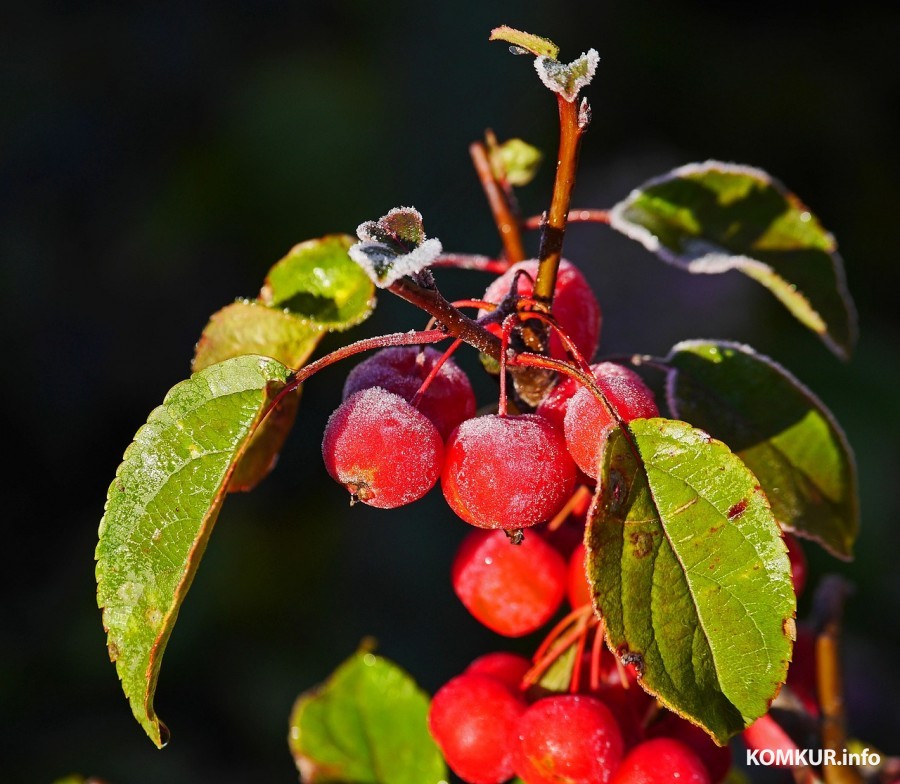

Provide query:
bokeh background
left=3, top=1, right=899, bottom=781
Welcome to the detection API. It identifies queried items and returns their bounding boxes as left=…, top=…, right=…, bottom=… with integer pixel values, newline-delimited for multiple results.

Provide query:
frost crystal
left=534, top=49, right=600, bottom=102
left=349, top=206, right=442, bottom=288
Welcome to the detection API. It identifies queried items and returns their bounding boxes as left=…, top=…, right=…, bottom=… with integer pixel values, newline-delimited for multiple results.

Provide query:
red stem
left=470, top=140, right=527, bottom=264
left=411, top=338, right=463, bottom=408
left=524, top=209, right=609, bottom=231
left=431, top=254, right=510, bottom=275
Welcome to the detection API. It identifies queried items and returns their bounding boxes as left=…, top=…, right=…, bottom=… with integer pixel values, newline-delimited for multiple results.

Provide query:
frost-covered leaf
left=350, top=207, right=442, bottom=288
left=289, top=649, right=447, bottom=784
left=489, top=26, right=559, bottom=59
left=535, top=50, right=599, bottom=102
left=492, top=138, right=543, bottom=187
left=96, top=355, right=291, bottom=746
left=608, top=161, right=857, bottom=359
left=665, top=340, right=859, bottom=559
left=260, top=234, right=375, bottom=330
left=587, top=418, right=795, bottom=744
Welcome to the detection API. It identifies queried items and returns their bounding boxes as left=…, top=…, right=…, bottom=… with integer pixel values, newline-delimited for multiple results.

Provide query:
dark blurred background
left=3, top=1, right=899, bottom=781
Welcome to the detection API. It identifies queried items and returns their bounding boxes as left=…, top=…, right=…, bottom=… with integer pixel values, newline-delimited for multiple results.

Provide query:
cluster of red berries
left=427, top=648, right=731, bottom=784
left=321, top=259, right=657, bottom=518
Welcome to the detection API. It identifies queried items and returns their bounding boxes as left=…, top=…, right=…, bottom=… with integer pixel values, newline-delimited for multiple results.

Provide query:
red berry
left=442, top=414, right=577, bottom=530
left=564, top=363, right=658, bottom=477
left=534, top=374, right=581, bottom=431
left=322, top=387, right=443, bottom=508
left=480, top=259, right=602, bottom=361
left=513, top=695, right=624, bottom=784
left=742, top=714, right=797, bottom=767
left=784, top=532, right=808, bottom=597
left=612, top=738, right=711, bottom=784
left=428, top=673, right=525, bottom=784
left=452, top=529, right=567, bottom=637
left=647, top=713, right=732, bottom=784
left=567, top=542, right=592, bottom=610
left=342, top=346, right=476, bottom=440
left=466, top=652, right=532, bottom=693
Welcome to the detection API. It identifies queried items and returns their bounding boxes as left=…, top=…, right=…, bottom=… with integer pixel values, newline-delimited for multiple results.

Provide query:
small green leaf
left=289, top=649, right=447, bottom=784
left=489, top=26, right=559, bottom=59
left=491, top=138, right=543, bottom=187
left=534, top=51, right=599, bottom=102
left=260, top=234, right=375, bottom=330
left=666, top=340, right=859, bottom=559
left=587, top=418, right=795, bottom=744
left=193, top=300, right=324, bottom=371
left=608, top=161, right=857, bottom=359
left=96, top=355, right=291, bottom=746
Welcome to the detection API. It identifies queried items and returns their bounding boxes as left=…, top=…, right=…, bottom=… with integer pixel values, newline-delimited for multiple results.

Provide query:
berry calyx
left=321, top=387, right=444, bottom=508
left=452, top=529, right=567, bottom=637
left=513, top=694, right=624, bottom=784
left=342, top=345, right=476, bottom=439
left=480, top=259, right=602, bottom=361
left=563, top=363, right=658, bottom=477
left=442, top=414, right=577, bottom=530
left=428, top=673, right=526, bottom=784
left=611, top=737, right=711, bottom=784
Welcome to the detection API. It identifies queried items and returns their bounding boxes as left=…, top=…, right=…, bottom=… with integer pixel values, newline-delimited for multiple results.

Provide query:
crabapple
left=742, top=714, right=798, bottom=768
left=563, top=363, right=658, bottom=477
left=321, top=387, right=443, bottom=508
left=428, top=673, right=525, bottom=784
left=480, top=259, right=602, bottom=361
left=452, top=529, right=567, bottom=637
left=342, top=345, right=476, bottom=440
left=442, top=414, right=576, bottom=530
left=466, top=652, right=532, bottom=693
left=513, top=694, right=624, bottom=784
left=611, top=737, right=711, bottom=784
left=647, top=713, right=732, bottom=784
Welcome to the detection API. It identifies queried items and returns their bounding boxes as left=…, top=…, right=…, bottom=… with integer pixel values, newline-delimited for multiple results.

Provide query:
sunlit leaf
left=587, top=418, right=795, bottom=744
left=96, top=355, right=291, bottom=746
left=608, top=161, right=857, bottom=358
left=289, top=649, right=447, bottom=784
left=666, top=340, right=858, bottom=559
left=491, top=138, right=543, bottom=187
left=489, top=26, right=559, bottom=59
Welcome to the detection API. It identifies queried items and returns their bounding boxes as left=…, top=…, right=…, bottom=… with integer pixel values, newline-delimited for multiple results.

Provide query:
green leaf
left=665, top=340, right=859, bottom=559
left=587, top=418, right=795, bottom=744
left=489, top=26, right=559, bottom=59
left=260, top=234, right=375, bottom=329
left=96, top=355, right=291, bottom=747
left=608, top=162, right=857, bottom=359
left=534, top=51, right=599, bottom=102
left=289, top=649, right=448, bottom=784
left=491, top=138, right=543, bottom=187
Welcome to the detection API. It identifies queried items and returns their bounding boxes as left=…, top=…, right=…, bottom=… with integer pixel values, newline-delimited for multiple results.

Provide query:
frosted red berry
left=513, top=695, right=624, bottom=784
left=452, top=529, right=567, bottom=637
left=342, top=345, right=476, bottom=440
left=322, top=387, right=443, bottom=508
left=428, top=673, right=525, bottom=784
left=480, top=259, right=602, bottom=361
left=442, top=414, right=577, bottom=530
left=647, top=713, right=732, bottom=783
left=611, top=737, right=711, bottom=784
left=564, top=363, right=658, bottom=477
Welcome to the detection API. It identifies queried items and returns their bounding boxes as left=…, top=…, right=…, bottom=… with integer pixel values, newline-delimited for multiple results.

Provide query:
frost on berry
left=321, top=387, right=443, bottom=508
left=513, top=695, right=624, bottom=784
left=342, top=346, right=476, bottom=440
left=611, top=737, right=711, bottom=784
left=428, top=673, right=525, bottom=784
left=442, top=414, right=577, bottom=530
left=563, top=363, right=658, bottom=477
left=452, top=529, right=567, bottom=637
left=480, top=259, right=602, bottom=362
